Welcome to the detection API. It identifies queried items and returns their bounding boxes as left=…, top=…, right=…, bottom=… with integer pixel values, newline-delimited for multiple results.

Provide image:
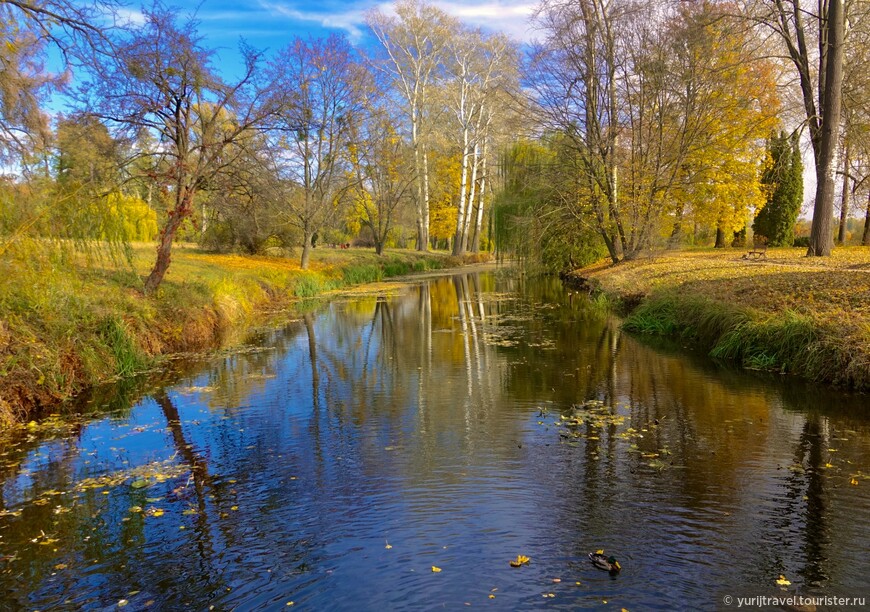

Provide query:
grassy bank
left=0, top=241, right=486, bottom=425
left=569, top=248, right=870, bottom=391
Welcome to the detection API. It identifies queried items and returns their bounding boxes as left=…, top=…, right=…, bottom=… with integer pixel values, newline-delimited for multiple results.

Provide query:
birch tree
left=366, top=0, right=457, bottom=251
left=448, top=30, right=516, bottom=256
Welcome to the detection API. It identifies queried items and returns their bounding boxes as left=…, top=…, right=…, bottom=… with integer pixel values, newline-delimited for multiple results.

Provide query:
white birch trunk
left=472, top=138, right=488, bottom=252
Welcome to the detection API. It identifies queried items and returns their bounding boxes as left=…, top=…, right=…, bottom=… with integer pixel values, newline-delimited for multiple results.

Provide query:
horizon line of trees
left=2, top=0, right=870, bottom=292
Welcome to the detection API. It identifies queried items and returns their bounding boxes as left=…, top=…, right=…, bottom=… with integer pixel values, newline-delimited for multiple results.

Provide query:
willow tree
left=81, top=7, right=273, bottom=293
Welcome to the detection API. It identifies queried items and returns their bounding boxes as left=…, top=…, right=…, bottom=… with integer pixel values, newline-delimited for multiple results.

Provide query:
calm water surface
left=1, top=269, right=869, bottom=610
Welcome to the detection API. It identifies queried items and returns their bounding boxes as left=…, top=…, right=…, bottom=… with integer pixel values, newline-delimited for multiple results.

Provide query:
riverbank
left=0, top=243, right=486, bottom=425
left=567, top=247, right=870, bottom=391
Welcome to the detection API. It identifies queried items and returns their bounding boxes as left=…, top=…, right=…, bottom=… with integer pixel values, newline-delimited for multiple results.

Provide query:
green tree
left=753, top=132, right=803, bottom=246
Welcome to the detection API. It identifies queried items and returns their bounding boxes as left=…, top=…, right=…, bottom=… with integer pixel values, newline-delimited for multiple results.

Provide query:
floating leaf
left=488, top=594, right=495, bottom=599
left=509, top=555, right=530, bottom=567
left=432, top=566, right=442, bottom=573
left=850, top=478, right=859, bottom=486
left=385, top=543, right=393, bottom=550
left=130, top=479, right=148, bottom=489
left=776, top=575, right=791, bottom=586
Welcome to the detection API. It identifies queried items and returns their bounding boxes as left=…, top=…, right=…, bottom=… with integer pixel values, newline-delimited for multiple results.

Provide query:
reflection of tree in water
left=763, top=414, right=829, bottom=586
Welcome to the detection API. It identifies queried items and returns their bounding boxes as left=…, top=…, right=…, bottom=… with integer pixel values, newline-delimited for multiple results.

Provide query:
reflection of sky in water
left=1, top=272, right=869, bottom=610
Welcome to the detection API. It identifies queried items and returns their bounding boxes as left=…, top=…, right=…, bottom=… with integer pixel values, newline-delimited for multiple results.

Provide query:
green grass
left=623, top=292, right=859, bottom=389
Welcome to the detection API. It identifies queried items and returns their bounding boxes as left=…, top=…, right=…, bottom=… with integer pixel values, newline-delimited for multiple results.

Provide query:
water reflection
left=1, top=270, right=868, bottom=609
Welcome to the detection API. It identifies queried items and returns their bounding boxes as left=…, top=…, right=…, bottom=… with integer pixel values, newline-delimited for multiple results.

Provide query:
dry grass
left=574, top=247, right=870, bottom=390
left=0, top=241, right=478, bottom=422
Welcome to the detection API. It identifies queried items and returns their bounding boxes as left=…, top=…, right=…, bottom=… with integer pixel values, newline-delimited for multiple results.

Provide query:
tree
left=754, top=131, right=804, bottom=245
left=346, top=112, right=416, bottom=255
left=80, top=6, right=273, bottom=293
left=367, top=0, right=457, bottom=251
left=447, top=29, right=517, bottom=256
left=0, top=0, right=115, bottom=165
left=265, top=34, right=365, bottom=269
left=752, top=0, right=845, bottom=256
left=529, top=0, right=775, bottom=260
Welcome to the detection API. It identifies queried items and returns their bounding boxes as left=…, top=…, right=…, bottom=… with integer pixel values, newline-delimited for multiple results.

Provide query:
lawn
left=573, top=247, right=870, bottom=390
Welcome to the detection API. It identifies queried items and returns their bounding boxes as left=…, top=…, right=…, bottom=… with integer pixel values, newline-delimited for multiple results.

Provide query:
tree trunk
left=412, top=116, right=426, bottom=251
left=863, top=190, right=870, bottom=246
left=462, top=142, right=480, bottom=253
left=807, top=0, right=844, bottom=257
left=453, top=130, right=471, bottom=256
left=837, top=139, right=850, bottom=244
left=714, top=226, right=727, bottom=248
left=144, top=190, right=192, bottom=294
left=471, top=142, right=488, bottom=252
left=301, top=230, right=313, bottom=270
left=421, top=148, right=430, bottom=250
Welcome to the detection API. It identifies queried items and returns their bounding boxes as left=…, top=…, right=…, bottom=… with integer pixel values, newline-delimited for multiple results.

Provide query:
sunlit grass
left=0, top=240, right=480, bottom=421
left=584, top=247, right=870, bottom=390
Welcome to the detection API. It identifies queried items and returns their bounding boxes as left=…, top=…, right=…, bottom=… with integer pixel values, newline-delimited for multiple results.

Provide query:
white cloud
left=115, top=7, right=147, bottom=27
left=258, top=0, right=536, bottom=43
left=258, top=1, right=368, bottom=42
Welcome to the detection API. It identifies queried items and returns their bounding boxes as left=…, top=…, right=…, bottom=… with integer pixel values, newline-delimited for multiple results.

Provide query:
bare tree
left=265, top=34, right=365, bottom=269
left=80, top=6, right=273, bottom=293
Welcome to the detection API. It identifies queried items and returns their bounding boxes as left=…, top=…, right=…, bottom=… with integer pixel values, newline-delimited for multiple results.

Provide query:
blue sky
left=121, top=1, right=537, bottom=77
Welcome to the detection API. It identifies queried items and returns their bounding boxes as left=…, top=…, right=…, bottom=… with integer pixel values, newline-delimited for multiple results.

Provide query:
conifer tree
left=754, top=132, right=803, bottom=246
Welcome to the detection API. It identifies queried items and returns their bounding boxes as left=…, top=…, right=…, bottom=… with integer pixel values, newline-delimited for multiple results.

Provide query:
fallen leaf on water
left=776, top=575, right=791, bottom=586
left=850, top=478, right=859, bottom=486
left=432, top=566, right=442, bottom=573
left=489, top=594, right=495, bottom=599
left=54, top=563, right=67, bottom=570
left=385, top=543, right=393, bottom=549
left=128, top=506, right=143, bottom=514
left=231, top=506, right=239, bottom=511
left=509, top=555, right=531, bottom=567
left=118, top=600, right=129, bottom=608
left=552, top=578, right=561, bottom=583
left=130, top=480, right=148, bottom=489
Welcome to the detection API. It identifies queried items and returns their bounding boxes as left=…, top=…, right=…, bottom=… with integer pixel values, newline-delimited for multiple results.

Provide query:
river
left=1, top=268, right=868, bottom=610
